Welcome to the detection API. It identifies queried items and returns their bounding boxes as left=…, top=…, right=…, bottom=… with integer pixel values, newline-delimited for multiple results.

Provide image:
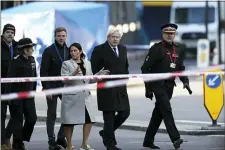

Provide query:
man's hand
left=183, top=83, right=192, bottom=95
left=145, top=89, right=154, bottom=100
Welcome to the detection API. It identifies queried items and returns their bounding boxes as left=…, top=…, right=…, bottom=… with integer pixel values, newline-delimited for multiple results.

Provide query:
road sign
left=197, top=39, right=210, bottom=68
left=206, top=75, right=222, bottom=88
left=203, top=69, right=224, bottom=121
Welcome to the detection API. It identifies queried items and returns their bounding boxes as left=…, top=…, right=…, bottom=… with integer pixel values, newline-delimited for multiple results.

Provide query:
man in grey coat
left=90, top=26, right=130, bottom=150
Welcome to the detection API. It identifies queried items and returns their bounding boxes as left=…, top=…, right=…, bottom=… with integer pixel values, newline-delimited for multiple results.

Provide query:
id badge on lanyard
left=162, top=42, right=177, bottom=69
left=54, top=43, right=66, bottom=63
left=170, top=63, right=176, bottom=68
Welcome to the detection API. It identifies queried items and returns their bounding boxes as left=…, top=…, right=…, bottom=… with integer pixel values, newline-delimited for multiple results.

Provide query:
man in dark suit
left=40, top=27, right=69, bottom=150
left=91, top=27, right=130, bottom=150
left=1, top=23, right=18, bottom=150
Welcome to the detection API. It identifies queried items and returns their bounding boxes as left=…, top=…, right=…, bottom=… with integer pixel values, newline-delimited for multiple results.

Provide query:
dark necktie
left=9, top=45, right=13, bottom=60
left=113, top=47, right=118, bottom=57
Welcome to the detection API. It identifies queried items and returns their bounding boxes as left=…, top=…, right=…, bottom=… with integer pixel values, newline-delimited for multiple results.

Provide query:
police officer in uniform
left=6, top=38, right=37, bottom=150
left=141, top=23, right=192, bottom=149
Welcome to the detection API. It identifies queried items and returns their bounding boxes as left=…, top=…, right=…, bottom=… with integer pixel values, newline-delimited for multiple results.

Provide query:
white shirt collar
left=108, top=42, right=118, bottom=50
left=3, top=39, right=12, bottom=47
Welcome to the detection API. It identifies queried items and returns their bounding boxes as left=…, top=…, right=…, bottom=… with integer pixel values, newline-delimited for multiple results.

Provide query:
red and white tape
left=1, top=64, right=225, bottom=83
left=1, top=69, right=224, bottom=101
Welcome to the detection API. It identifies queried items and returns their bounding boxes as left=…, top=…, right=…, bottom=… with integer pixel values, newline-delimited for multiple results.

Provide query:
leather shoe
left=173, top=139, right=183, bottom=149
left=56, top=138, right=67, bottom=149
left=99, top=130, right=104, bottom=137
left=145, top=89, right=153, bottom=100
left=107, top=146, right=122, bottom=150
left=143, top=143, right=160, bottom=149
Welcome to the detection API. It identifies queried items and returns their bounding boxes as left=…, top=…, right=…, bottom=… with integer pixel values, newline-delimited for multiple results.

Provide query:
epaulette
left=13, top=55, right=20, bottom=59
left=150, top=41, right=161, bottom=48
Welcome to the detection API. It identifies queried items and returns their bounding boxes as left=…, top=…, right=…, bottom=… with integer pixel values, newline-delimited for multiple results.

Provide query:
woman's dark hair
left=67, top=42, right=85, bottom=60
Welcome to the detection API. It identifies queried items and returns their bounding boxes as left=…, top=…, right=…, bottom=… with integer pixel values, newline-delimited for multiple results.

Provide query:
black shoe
left=173, top=139, right=183, bottom=149
left=99, top=130, right=104, bottom=137
left=99, top=130, right=105, bottom=145
left=56, top=138, right=67, bottom=149
left=48, top=139, right=62, bottom=150
left=143, top=143, right=160, bottom=149
left=107, top=146, right=122, bottom=150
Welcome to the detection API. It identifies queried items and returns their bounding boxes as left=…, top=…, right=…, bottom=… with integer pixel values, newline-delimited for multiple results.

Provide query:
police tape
left=1, top=78, right=146, bottom=101
left=1, top=69, right=225, bottom=101
left=1, top=64, right=225, bottom=83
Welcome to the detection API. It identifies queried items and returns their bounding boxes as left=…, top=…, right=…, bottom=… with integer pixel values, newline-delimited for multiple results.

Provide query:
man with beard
left=1, top=23, right=18, bottom=150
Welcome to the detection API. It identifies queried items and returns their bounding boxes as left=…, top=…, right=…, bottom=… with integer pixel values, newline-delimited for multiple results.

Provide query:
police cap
left=161, top=23, right=178, bottom=33
left=17, top=38, right=36, bottom=49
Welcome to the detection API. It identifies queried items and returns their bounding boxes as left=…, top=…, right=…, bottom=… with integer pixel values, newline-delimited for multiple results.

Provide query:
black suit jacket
left=90, top=41, right=130, bottom=111
left=5, top=55, right=37, bottom=104
left=1, top=36, right=18, bottom=94
left=40, top=43, right=69, bottom=90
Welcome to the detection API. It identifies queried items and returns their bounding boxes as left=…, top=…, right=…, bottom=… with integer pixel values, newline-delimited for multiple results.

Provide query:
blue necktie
left=10, top=46, right=13, bottom=60
left=113, top=47, right=118, bottom=57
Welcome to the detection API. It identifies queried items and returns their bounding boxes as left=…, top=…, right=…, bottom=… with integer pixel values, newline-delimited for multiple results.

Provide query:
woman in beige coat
left=60, top=43, right=109, bottom=150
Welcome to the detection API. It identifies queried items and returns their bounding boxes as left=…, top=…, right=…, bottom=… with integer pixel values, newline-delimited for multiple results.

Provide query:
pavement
left=19, top=121, right=225, bottom=150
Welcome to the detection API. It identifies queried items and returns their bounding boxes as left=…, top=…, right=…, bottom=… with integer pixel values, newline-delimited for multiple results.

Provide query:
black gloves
left=183, top=83, right=192, bottom=95
left=145, top=89, right=154, bottom=100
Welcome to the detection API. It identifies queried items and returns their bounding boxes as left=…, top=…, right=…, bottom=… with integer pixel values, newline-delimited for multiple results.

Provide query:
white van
left=170, top=1, right=219, bottom=56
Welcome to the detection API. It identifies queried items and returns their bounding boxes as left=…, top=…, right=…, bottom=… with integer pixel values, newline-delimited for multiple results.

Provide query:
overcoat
left=90, top=41, right=130, bottom=111
left=60, top=59, right=96, bottom=124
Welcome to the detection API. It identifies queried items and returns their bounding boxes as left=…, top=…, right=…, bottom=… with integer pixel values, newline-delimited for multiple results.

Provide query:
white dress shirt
left=110, top=45, right=119, bottom=57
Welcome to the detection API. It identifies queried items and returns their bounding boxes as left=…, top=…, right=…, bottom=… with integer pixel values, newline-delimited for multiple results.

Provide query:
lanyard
left=10, top=46, right=13, bottom=60
left=54, top=43, right=66, bottom=63
left=162, top=41, right=176, bottom=63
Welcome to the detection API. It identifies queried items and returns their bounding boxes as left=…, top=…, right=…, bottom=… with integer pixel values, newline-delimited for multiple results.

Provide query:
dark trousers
left=9, top=98, right=37, bottom=147
left=1, top=101, right=13, bottom=144
left=102, top=110, right=130, bottom=147
left=46, top=95, right=64, bottom=141
left=143, top=83, right=180, bottom=145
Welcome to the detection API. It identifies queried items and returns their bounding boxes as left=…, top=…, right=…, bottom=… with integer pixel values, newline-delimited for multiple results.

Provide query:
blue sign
left=206, top=75, right=221, bottom=88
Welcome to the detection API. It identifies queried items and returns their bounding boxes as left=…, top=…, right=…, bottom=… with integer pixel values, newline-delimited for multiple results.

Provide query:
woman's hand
left=73, top=66, right=81, bottom=75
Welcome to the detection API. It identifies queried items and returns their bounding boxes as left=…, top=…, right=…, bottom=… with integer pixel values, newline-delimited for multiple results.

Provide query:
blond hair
left=107, top=26, right=123, bottom=38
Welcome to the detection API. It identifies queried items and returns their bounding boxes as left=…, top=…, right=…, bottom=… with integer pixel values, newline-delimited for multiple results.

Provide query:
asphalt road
left=22, top=121, right=225, bottom=150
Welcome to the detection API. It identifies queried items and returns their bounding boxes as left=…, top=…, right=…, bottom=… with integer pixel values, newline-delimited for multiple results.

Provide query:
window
left=175, top=7, right=215, bottom=24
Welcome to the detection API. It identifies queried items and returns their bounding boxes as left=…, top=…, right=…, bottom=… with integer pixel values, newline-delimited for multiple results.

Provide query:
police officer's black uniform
left=6, top=38, right=37, bottom=150
left=141, top=23, right=191, bottom=149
